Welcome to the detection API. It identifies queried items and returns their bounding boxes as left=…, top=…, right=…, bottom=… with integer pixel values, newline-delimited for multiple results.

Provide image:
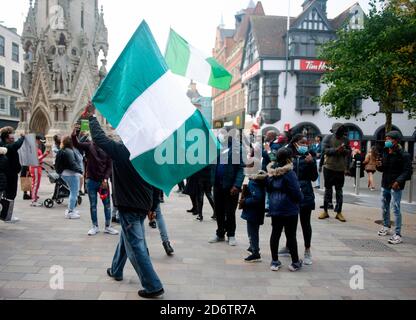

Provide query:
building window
left=263, top=73, right=279, bottom=110
left=247, top=77, right=260, bottom=116
left=12, top=43, right=19, bottom=62
left=9, top=96, right=19, bottom=118
left=12, top=70, right=19, bottom=90
left=0, top=36, right=4, bottom=56
left=0, top=65, right=5, bottom=86
left=243, top=31, right=258, bottom=69
left=0, top=96, right=8, bottom=115
left=296, top=73, right=321, bottom=111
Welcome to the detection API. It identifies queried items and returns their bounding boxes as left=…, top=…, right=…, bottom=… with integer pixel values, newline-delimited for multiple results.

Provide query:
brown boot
left=336, top=212, right=346, bottom=222
left=319, top=211, right=330, bottom=220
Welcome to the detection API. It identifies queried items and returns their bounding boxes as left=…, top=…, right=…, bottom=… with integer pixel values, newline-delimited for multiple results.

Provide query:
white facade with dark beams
left=241, top=0, right=415, bottom=157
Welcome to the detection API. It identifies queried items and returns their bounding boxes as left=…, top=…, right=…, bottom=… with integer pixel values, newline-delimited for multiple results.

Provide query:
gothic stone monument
left=17, top=0, right=110, bottom=142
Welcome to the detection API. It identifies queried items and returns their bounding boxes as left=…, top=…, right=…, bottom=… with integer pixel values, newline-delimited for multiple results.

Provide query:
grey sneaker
left=278, top=247, right=291, bottom=257
left=289, top=260, right=303, bottom=272
left=378, top=227, right=391, bottom=237
left=270, top=261, right=282, bottom=272
left=304, top=250, right=313, bottom=266
left=208, top=236, right=225, bottom=244
left=388, top=234, right=403, bottom=245
left=228, top=237, right=237, bottom=246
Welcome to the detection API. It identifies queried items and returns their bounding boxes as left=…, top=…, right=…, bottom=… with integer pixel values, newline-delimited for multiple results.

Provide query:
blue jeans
left=62, top=175, right=80, bottom=212
left=111, top=211, right=163, bottom=293
left=155, top=204, right=169, bottom=243
left=382, top=188, right=403, bottom=236
left=247, top=221, right=260, bottom=254
left=86, top=179, right=112, bottom=227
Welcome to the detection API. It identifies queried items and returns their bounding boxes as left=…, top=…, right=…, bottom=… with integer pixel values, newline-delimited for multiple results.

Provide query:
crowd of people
left=0, top=101, right=413, bottom=298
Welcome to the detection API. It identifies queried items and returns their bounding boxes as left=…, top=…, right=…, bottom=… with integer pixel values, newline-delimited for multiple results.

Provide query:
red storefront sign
left=350, top=140, right=361, bottom=151
left=300, top=60, right=327, bottom=72
left=242, top=61, right=261, bottom=83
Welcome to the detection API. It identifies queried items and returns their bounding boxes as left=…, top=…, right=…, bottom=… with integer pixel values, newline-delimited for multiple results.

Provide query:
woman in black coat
left=284, top=134, right=319, bottom=266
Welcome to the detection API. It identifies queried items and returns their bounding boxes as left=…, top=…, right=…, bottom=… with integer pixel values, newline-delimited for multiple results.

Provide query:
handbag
left=0, top=198, right=14, bottom=222
left=20, top=176, right=32, bottom=192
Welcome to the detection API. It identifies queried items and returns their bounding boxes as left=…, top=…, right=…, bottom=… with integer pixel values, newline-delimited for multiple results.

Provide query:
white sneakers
left=388, top=234, right=403, bottom=245
left=88, top=226, right=100, bottom=236
left=104, top=226, right=119, bottom=235
left=65, top=210, right=81, bottom=220
left=4, top=217, right=20, bottom=224
left=88, top=226, right=119, bottom=236
left=378, top=226, right=391, bottom=237
left=228, top=237, right=237, bottom=246
left=30, top=202, right=43, bottom=207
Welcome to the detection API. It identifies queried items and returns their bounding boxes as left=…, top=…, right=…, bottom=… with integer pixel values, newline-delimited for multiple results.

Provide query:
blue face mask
left=385, top=141, right=394, bottom=149
left=297, top=146, right=309, bottom=155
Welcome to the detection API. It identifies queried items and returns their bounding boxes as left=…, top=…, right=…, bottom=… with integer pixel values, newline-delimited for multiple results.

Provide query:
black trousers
left=271, top=215, right=299, bottom=263
left=196, top=182, right=215, bottom=217
left=5, top=173, right=18, bottom=200
left=324, top=168, right=345, bottom=214
left=214, top=186, right=239, bottom=238
left=300, top=208, right=312, bottom=249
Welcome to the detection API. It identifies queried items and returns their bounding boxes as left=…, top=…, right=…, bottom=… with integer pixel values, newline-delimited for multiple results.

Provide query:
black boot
left=162, top=241, right=174, bottom=256
left=196, top=214, right=203, bottom=222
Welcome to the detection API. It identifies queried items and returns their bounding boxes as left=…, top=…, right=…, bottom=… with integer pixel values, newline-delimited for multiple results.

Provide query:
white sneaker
left=88, top=226, right=100, bottom=236
left=66, top=212, right=80, bottom=220
left=304, top=250, right=313, bottom=266
left=228, top=237, right=237, bottom=246
left=5, top=217, right=20, bottom=224
left=378, top=227, right=391, bottom=237
left=104, top=226, right=119, bottom=235
left=30, top=202, right=43, bottom=207
left=388, top=234, right=403, bottom=245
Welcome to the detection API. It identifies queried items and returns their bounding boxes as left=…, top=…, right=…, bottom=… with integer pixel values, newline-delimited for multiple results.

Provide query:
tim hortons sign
left=300, top=60, right=327, bottom=72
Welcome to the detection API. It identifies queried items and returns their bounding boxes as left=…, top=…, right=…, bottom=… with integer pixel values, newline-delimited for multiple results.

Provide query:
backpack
left=54, top=149, right=65, bottom=175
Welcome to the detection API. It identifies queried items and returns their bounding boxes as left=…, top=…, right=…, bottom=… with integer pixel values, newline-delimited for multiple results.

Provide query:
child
left=30, top=135, right=50, bottom=207
left=240, top=170, right=267, bottom=263
left=267, top=148, right=303, bottom=272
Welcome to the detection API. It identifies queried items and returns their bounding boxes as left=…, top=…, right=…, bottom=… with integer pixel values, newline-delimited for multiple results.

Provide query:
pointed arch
left=30, top=104, right=52, bottom=136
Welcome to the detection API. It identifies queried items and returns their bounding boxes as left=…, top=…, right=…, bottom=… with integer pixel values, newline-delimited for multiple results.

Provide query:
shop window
left=296, top=73, right=321, bottom=111
left=263, top=73, right=279, bottom=110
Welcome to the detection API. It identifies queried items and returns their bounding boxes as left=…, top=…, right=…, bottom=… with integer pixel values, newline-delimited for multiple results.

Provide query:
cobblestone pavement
left=0, top=178, right=415, bottom=300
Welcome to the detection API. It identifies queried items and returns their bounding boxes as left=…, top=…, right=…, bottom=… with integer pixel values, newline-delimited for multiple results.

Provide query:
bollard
left=355, top=161, right=361, bottom=196
left=409, top=161, right=415, bottom=204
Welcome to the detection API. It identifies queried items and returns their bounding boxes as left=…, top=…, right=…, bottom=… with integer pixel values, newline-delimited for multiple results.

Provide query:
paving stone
left=19, top=289, right=57, bottom=300
left=0, top=288, right=26, bottom=299
left=98, top=292, right=127, bottom=300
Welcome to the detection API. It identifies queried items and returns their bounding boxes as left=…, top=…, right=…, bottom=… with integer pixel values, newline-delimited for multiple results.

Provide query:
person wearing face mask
left=319, top=123, right=351, bottom=222
left=209, top=129, right=245, bottom=246
left=276, top=134, right=318, bottom=266
left=376, top=131, right=412, bottom=245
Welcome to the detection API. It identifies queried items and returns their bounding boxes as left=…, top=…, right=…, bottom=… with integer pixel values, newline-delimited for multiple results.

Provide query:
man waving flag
left=92, top=21, right=218, bottom=195
left=165, top=29, right=232, bottom=90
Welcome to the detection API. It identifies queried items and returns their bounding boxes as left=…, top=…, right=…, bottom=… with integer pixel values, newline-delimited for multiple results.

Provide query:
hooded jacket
left=266, top=163, right=303, bottom=217
left=322, top=124, right=351, bottom=172
left=241, top=171, right=267, bottom=225
left=0, top=136, right=24, bottom=175
left=290, top=147, right=319, bottom=210
left=377, top=145, right=412, bottom=190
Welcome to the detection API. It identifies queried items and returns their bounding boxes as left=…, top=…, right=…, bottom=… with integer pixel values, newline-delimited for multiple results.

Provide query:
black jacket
left=0, top=137, right=24, bottom=175
left=377, top=146, right=412, bottom=190
left=55, top=148, right=83, bottom=175
left=0, top=148, right=8, bottom=192
left=89, top=116, right=153, bottom=214
left=291, top=149, right=319, bottom=210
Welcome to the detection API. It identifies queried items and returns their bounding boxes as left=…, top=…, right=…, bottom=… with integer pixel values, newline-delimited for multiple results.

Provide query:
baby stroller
left=43, top=163, right=82, bottom=209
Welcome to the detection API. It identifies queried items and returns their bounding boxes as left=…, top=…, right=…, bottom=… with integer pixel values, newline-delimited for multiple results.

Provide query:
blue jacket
left=291, top=150, right=319, bottom=210
left=266, top=163, right=303, bottom=217
left=241, top=177, right=266, bottom=225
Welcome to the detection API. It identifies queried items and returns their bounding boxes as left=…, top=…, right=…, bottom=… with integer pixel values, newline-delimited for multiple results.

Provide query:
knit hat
left=386, top=131, right=402, bottom=141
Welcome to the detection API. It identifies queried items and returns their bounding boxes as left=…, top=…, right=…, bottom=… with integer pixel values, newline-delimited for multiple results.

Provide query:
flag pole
left=284, top=0, right=291, bottom=97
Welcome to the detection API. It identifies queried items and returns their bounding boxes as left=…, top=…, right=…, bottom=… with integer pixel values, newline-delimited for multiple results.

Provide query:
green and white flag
left=165, top=29, right=232, bottom=90
left=92, top=21, right=218, bottom=195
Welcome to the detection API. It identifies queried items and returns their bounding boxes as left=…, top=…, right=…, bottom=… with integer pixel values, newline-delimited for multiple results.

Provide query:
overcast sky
left=1, top=0, right=372, bottom=95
